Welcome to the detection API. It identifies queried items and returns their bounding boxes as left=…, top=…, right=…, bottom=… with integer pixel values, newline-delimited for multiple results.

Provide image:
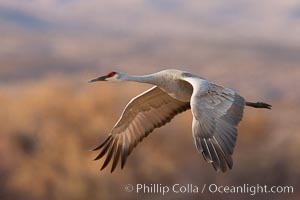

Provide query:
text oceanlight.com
left=124, top=183, right=294, bottom=196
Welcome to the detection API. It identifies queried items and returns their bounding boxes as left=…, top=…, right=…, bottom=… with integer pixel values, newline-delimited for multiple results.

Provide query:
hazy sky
left=1, top=0, right=300, bottom=40
left=1, top=0, right=300, bottom=82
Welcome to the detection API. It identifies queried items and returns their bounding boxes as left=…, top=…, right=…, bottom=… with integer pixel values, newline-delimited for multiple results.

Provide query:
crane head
left=88, top=71, right=120, bottom=83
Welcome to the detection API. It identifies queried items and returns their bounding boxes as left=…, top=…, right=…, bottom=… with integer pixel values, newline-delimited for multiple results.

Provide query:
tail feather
left=246, top=101, right=272, bottom=109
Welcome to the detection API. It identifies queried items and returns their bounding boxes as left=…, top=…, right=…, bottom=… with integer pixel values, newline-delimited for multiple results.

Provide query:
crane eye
left=107, top=71, right=116, bottom=77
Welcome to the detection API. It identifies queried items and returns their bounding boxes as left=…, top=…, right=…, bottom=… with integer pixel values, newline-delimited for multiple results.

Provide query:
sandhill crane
left=89, top=69, right=271, bottom=173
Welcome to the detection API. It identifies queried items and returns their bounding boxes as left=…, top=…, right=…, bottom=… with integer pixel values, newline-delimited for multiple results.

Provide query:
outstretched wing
left=184, top=77, right=245, bottom=172
left=92, top=86, right=190, bottom=172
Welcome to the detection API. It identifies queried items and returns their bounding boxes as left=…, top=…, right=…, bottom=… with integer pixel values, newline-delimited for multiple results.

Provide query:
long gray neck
left=120, top=73, right=159, bottom=85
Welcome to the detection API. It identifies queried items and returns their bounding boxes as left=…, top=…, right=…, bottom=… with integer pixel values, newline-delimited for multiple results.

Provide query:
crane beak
left=88, top=75, right=109, bottom=83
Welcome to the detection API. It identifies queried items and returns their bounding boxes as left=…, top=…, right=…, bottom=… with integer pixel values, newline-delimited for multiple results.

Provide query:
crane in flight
left=89, top=69, right=271, bottom=173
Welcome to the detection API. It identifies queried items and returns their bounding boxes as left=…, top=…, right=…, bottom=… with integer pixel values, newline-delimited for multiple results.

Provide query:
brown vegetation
left=0, top=77, right=299, bottom=200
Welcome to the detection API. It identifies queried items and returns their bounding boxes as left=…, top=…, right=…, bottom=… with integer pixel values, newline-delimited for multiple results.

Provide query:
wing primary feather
left=101, top=139, right=118, bottom=170
left=90, top=135, right=112, bottom=151
left=121, top=136, right=129, bottom=169
left=201, top=138, right=213, bottom=162
left=94, top=136, right=113, bottom=160
left=208, top=138, right=221, bottom=171
left=214, top=134, right=233, bottom=155
left=121, top=148, right=128, bottom=169
left=211, top=139, right=228, bottom=172
left=213, top=136, right=233, bottom=169
left=211, top=162, right=218, bottom=171
left=111, top=140, right=122, bottom=173
left=194, top=137, right=203, bottom=153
